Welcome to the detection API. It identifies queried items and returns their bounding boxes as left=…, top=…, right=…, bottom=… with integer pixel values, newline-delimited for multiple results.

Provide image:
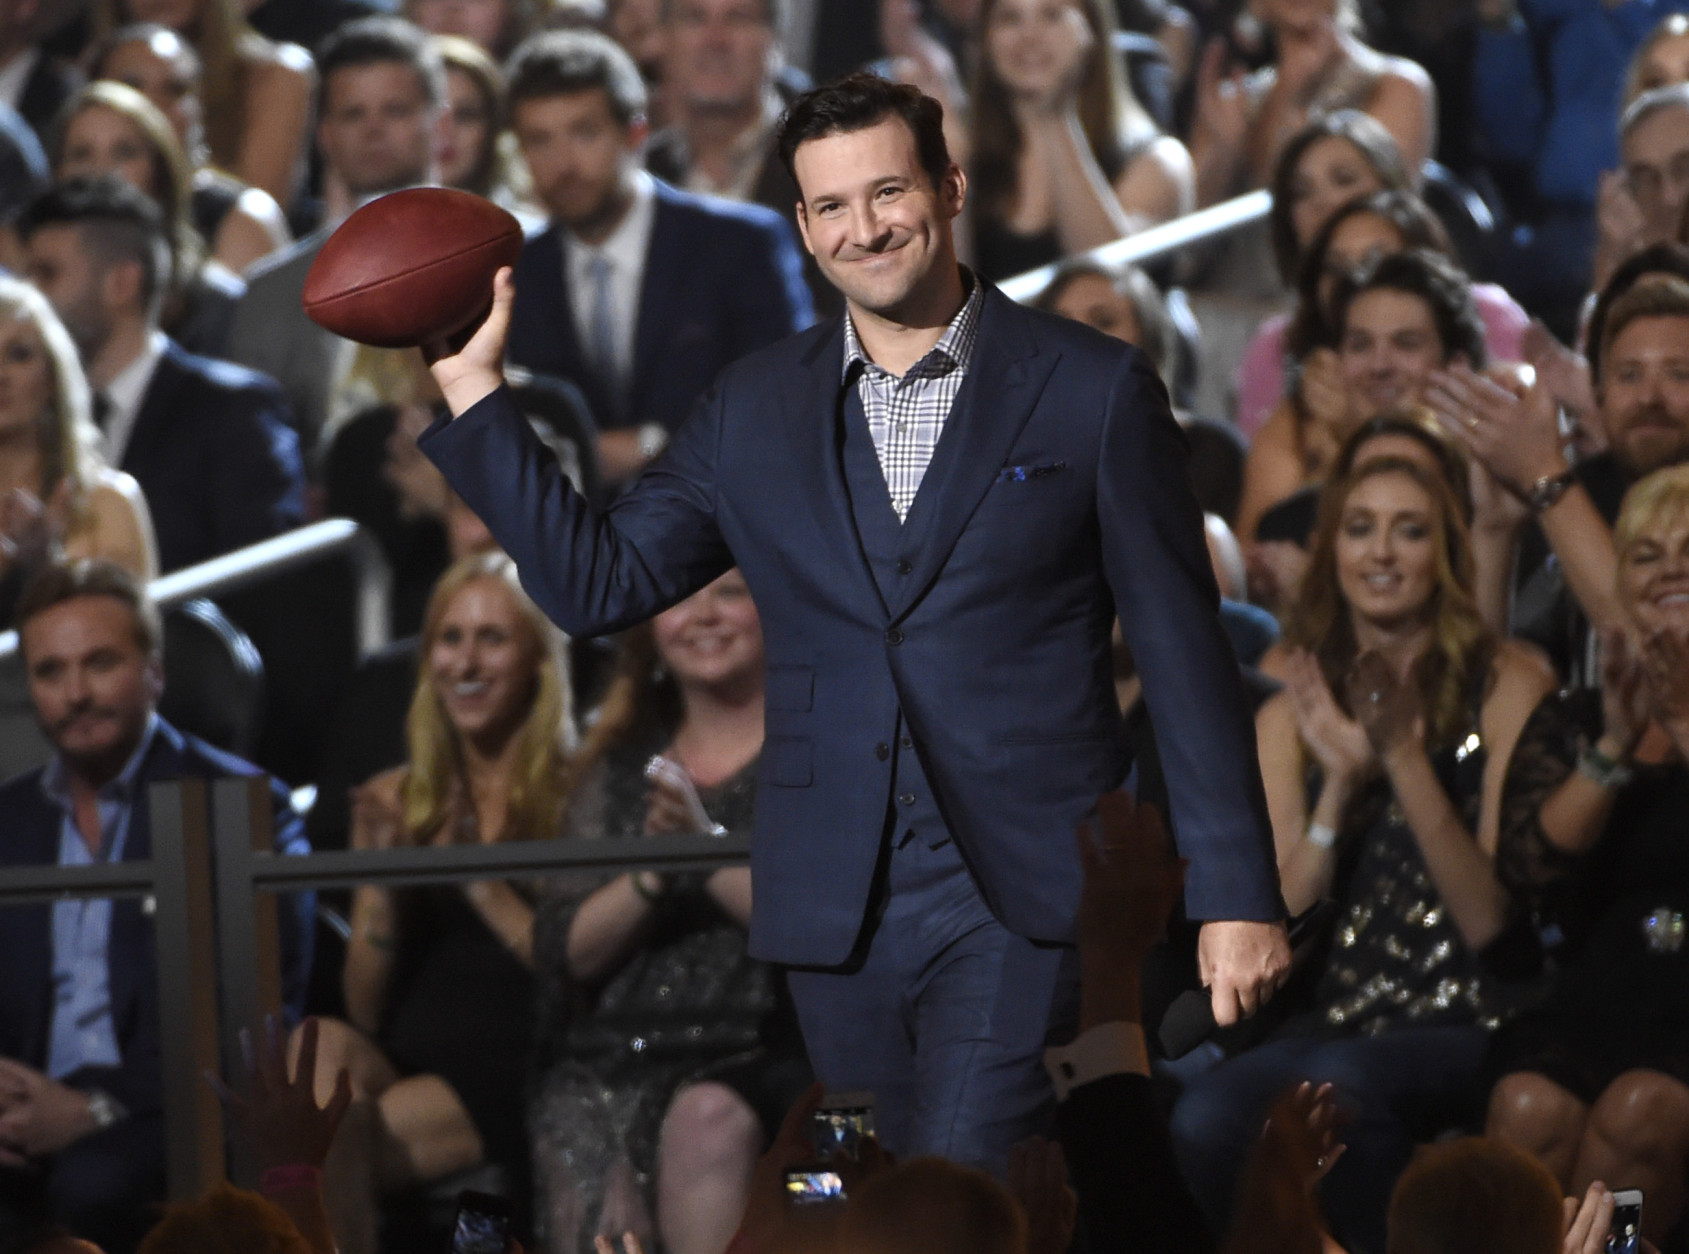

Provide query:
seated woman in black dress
left=303, top=552, right=575, bottom=1253
left=968, top=0, right=1192, bottom=282
left=530, top=569, right=806, bottom=1254
left=1169, top=457, right=1555, bottom=1254
left=1487, top=463, right=1689, bottom=1246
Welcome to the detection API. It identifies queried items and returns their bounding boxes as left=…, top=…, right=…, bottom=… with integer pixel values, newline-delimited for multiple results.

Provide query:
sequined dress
left=1309, top=706, right=1519, bottom=1037
left=528, top=736, right=804, bottom=1254
left=1487, top=690, right=1689, bottom=1100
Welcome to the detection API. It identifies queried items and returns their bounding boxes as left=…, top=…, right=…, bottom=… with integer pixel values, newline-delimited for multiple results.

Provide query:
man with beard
left=0, top=562, right=311, bottom=1253
left=1428, top=273, right=1689, bottom=680
left=503, top=30, right=813, bottom=484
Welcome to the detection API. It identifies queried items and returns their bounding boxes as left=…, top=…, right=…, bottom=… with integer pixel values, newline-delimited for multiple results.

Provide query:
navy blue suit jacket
left=0, top=720, right=313, bottom=1114
left=127, top=340, right=306, bottom=573
left=507, top=179, right=814, bottom=432
left=423, top=285, right=1281, bottom=966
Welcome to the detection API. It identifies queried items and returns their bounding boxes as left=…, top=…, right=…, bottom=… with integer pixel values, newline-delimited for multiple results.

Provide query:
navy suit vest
left=838, top=382, right=950, bottom=850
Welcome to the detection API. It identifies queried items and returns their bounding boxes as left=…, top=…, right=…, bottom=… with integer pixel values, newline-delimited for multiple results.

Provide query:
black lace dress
left=1488, top=690, right=1689, bottom=1100
left=528, top=735, right=808, bottom=1254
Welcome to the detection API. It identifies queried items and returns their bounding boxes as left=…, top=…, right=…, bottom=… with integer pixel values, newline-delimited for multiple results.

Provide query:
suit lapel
left=628, top=186, right=686, bottom=418
left=119, top=343, right=182, bottom=475
left=892, top=289, right=1058, bottom=621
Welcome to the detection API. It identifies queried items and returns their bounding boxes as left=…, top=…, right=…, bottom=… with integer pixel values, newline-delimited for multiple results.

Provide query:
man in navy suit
left=504, top=30, right=813, bottom=484
left=422, top=74, right=1289, bottom=1169
left=0, top=562, right=311, bottom=1253
left=18, top=178, right=305, bottom=573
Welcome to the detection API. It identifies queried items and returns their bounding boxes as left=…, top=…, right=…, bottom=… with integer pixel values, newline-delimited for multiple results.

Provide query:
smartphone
left=812, top=1091, right=876, bottom=1162
left=1608, top=1189, right=1643, bottom=1254
left=784, top=1167, right=847, bottom=1205
left=450, top=1189, right=512, bottom=1254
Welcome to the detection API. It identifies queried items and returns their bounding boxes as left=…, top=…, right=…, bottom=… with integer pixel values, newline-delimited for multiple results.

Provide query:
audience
left=1190, top=0, right=1434, bottom=209
left=1235, top=111, right=1414, bottom=438
left=0, top=0, right=82, bottom=146
left=503, top=29, right=812, bottom=483
left=1485, top=462, right=1689, bottom=1246
left=303, top=552, right=574, bottom=1254
left=967, top=0, right=1192, bottom=282
left=51, top=80, right=245, bottom=358
left=531, top=569, right=804, bottom=1254
left=0, top=277, right=153, bottom=627
left=0, top=560, right=312, bottom=1254
left=1594, top=84, right=1689, bottom=298
left=225, top=16, right=443, bottom=453
left=1171, top=456, right=1554, bottom=1254
left=406, top=0, right=535, bottom=60
left=434, top=34, right=530, bottom=212
left=15, top=177, right=303, bottom=573
left=91, top=0, right=314, bottom=212
left=85, top=23, right=293, bottom=274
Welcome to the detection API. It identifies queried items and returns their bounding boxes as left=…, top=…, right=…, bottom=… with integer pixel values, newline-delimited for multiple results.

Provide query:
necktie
left=586, top=254, right=620, bottom=403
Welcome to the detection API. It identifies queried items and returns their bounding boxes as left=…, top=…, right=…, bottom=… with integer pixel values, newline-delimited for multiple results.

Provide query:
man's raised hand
left=423, top=265, right=516, bottom=418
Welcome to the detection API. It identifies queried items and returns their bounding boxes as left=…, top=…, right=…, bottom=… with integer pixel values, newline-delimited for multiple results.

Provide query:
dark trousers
left=785, top=830, right=1079, bottom=1175
left=1168, top=1024, right=1489, bottom=1254
left=0, top=1110, right=166, bottom=1254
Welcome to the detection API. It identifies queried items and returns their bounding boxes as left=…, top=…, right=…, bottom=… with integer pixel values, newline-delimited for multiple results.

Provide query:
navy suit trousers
left=785, top=829, right=1080, bottom=1174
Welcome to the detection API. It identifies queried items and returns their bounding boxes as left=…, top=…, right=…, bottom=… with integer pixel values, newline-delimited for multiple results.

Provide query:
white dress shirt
left=100, top=330, right=168, bottom=467
left=562, top=169, right=657, bottom=396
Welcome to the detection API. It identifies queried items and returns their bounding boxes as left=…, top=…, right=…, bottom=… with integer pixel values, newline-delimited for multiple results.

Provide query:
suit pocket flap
left=765, top=665, right=815, bottom=712
left=761, top=735, right=813, bottom=787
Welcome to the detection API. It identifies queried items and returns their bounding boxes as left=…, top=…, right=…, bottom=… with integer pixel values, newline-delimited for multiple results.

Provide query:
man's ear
left=794, top=201, right=814, bottom=257
left=942, top=162, right=967, bottom=219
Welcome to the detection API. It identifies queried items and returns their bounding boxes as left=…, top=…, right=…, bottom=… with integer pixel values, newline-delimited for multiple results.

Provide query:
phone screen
left=1608, top=1192, right=1643, bottom=1254
left=451, top=1191, right=511, bottom=1254
left=812, top=1098, right=876, bottom=1162
left=785, top=1168, right=846, bottom=1205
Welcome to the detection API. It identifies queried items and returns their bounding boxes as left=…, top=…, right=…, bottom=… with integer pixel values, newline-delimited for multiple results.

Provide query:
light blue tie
left=587, top=254, right=619, bottom=402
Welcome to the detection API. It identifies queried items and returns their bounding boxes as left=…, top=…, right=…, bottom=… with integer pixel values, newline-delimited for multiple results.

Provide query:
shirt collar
left=100, top=329, right=168, bottom=462
left=842, top=268, right=984, bottom=383
left=563, top=168, right=656, bottom=273
left=40, top=712, right=161, bottom=816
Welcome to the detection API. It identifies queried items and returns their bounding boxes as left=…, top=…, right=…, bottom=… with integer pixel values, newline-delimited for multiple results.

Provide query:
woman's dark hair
left=1033, top=258, right=1174, bottom=381
left=775, top=72, right=951, bottom=198
left=1286, top=189, right=1454, bottom=360
left=1588, top=243, right=1689, bottom=387
left=1335, top=409, right=1472, bottom=525
left=1331, top=248, right=1487, bottom=370
left=436, top=34, right=507, bottom=197
left=1268, top=110, right=1411, bottom=286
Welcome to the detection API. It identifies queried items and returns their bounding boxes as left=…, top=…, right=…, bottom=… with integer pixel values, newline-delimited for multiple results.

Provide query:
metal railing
left=0, top=777, right=750, bottom=1201
left=0, top=518, right=393, bottom=661
left=997, top=188, right=1274, bottom=304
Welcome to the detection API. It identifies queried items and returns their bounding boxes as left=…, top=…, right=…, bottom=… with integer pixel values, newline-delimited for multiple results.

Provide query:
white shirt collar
left=100, top=329, right=168, bottom=467
left=0, top=48, right=40, bottom=111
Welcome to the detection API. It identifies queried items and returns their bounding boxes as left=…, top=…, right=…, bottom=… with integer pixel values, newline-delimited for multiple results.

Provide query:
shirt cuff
left=1043, top=1021, right=1150, bottom=1101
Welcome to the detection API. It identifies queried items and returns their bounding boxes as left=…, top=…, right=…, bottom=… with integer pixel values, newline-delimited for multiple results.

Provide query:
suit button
left=900, top=735, right=912, bottom=749
left=895, top=559, right=913, bottom=575
left=899, top=792, right=916, bottom=807
left=875, top=743, right=890, bottom=761
left=885, top=628, right=904, bottom=645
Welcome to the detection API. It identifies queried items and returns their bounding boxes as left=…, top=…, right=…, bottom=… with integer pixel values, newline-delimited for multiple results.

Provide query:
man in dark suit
left=504, top=30, right=813, bottom=484
left=0, top=562, right=311, bottom=1254
left=422, top=73, right=1288, bottom=1169
left=17, top=178, right=304, bottom=573
left=0, top=0, right=80, bottom=145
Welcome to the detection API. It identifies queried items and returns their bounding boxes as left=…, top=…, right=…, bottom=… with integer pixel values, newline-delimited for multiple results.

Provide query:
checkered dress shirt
left=842, top=276, right=985, bottom=521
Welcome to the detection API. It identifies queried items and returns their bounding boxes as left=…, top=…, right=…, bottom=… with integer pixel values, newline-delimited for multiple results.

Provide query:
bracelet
left=629, top=871, right=667, bottom=905
left=1526, top=468, right=1577, bottom=514
left=1577, top=744, right=1634, bottom=790
left=259, top=1164, right=322, bottom=1194
left=1306, top=822, right=1338, bottom=849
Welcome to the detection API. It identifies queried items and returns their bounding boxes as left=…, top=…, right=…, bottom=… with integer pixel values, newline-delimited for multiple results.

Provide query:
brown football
left=302, top=187, right=523, bottom=348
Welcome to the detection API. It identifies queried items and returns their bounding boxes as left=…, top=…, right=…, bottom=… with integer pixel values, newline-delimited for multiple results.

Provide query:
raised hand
left=1193, top=38, right=1250, bottom=155
left=1260, top=1082, right=1345, bottom=1192
left=1283, top=648, right=1375, bottom=788
left=208, top=1015, right=352, bottom=1174
left=424, top=265, right=514, bottom=417
left=1640, top=626, right=1689, bottom=747
left=1425, top=363, right=1568, bottom=493
left=1345, top=649, right=1424, bottom=761
left=1598, top=627, right=1651, bottom=758
left=349, top=779, right=407, bottom=851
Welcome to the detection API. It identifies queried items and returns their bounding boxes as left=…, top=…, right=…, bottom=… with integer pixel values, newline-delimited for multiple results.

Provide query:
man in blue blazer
left=504, top=31, right=813, bottom=484
left=422, top=74, right=1289, bottom=1168
left=0, top=562, right=311, bottom=1252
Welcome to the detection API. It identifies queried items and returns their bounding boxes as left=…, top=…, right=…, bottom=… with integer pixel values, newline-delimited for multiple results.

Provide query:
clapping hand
left=207, top=1015, right=352, bottom=1175
left=1345, top=650, right=1424, bottom=762
left=1193, top=38, right=1250, bottom=155
left=1260, top=1082, right=1345, bottom=1193
left=1599, top=627, right=1651, bottom=758
left=0, top=1057, right=102, bottom=1165
left=0, top=481, right=68, bottom=572
left=1283, top=648, right=1375, bottom=789
left=349, top=780, right=407, bottom=851
left=1639, top=627, right=1689, bottom=754
left=1425, top=363, right=1568, bottom=494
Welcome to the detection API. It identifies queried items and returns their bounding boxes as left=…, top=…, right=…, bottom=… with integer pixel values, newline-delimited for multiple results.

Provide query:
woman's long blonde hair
left=1285, top=457, right=1493, bottom=749
left=402, top=552, right=576, bottom=843
left=0, top=278, right=103, bottom=519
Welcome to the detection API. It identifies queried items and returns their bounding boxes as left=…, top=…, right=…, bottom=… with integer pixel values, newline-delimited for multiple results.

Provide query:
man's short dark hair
left=17, top=561, right=162, bottom=660
left=775, top=73, right=952, bottom=197
left=1332, top=249, right=1487, bottom=370
left=15, top=176, right=169, bottom=315
left=661, top=0, right=784, bottom=25
left=315, top=16, right=446, bottom=118
left=505, top=30, right=648, bottom=126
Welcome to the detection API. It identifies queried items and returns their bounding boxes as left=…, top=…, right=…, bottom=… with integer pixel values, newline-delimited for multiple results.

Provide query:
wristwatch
left=83, top=1089, right=127, bottom=1130
left=1577, top=743, right=1634, bottom=790
left=1526, top=468, right=1577, bottom=514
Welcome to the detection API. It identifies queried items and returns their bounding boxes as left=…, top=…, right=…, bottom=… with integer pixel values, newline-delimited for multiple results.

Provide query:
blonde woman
left=303, top=552, right=574, bottom=1252
left=0, top=278, right=156, bottom=615
left=93, top=0, right=314, bottom=208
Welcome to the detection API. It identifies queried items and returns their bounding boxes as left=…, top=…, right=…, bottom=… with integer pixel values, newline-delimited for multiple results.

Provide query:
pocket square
left=995, top=460, right=1068, bottom=484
